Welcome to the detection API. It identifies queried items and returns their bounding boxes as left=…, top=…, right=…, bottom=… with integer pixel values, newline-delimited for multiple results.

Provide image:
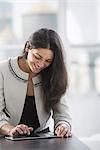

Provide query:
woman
left=0, top=28, right=71, bottom=138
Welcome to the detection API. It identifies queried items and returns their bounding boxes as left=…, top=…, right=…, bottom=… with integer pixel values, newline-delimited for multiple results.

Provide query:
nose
left=37, top=60, right=45, bottom=69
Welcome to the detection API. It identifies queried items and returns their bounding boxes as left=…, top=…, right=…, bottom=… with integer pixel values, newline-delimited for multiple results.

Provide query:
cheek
left=27, top=53, right=34, bottom=62
left=27, top=53, right=38, bottom=66
left=44, top=63, right=50, bottom=69
left=27, top=54, right=34, bottom=68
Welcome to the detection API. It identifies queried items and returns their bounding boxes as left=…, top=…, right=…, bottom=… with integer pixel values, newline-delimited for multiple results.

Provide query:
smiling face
left=27, top=48, right=54, bottom=74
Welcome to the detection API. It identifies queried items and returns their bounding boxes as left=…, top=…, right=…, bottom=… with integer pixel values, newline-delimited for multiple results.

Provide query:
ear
left=25, top=47, right=29, bottom=53
left=24, top=41, right=30, bottom=53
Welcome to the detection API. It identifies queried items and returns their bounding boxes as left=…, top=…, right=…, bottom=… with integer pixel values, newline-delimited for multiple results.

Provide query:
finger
left=26, top=127, right=33, bottom=135
left=55, top=126, right=64, bottom=137
left=29, top=127, right=33, bottom=132
left=9, top=131, right=18, bottom=137
left=9, top=130, right=16, bottom=137
left=19, top=124, right=30, bottom=134
left=21, top=125, right=33, bottom=135
left=15, top=126, right=24, bottom=134
left=23, top=125, right=31, bottom=135
left=55, top=127, right=60, bottom=135
left=55, top=124, right=62, bottom=134
left=64, top=130, right=72, bottom=138
left=57, top=126, right=65, bottom=136
left=60, top=128, right=68, bottom=138
left=9, top=127, right=22, bottom=137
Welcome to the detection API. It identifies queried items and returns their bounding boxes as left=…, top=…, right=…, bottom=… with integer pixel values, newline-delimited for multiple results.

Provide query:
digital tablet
left=5, top=132, right=57, bottom=141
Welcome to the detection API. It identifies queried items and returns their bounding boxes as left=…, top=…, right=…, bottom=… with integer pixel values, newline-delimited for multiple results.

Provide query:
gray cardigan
left=0, top=57, right=71, bottom=133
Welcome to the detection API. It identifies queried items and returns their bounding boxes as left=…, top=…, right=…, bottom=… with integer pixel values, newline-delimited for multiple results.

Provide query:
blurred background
left=0, top=0, right=100, bottom=149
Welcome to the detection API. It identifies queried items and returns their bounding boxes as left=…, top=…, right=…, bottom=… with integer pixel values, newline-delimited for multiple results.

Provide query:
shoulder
left=0, top=58, right=9, bottom=70
left=0, top=57, right=17, bottom=73
left=0, top=59, right=9, bottom=81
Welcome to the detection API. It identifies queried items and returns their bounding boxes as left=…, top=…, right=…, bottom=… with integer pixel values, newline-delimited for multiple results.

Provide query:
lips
left=31, top=63, right=41, bottom=73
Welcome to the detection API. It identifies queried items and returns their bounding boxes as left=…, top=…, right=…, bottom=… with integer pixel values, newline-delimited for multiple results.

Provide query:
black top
left=19, top=96, right=40, bottom=131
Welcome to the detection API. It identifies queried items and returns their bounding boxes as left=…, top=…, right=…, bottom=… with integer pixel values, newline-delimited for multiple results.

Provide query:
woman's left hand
left=55, top=123, right=72, bottom=138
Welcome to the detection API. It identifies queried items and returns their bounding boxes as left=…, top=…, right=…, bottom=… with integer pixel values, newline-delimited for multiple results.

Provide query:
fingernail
left=21, top=131, right=23, bottom=134
left=61, top=135, right=63, bottom=138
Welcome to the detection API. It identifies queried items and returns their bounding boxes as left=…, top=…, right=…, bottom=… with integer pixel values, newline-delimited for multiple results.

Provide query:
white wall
left=68, top=92, right=100, bottom=138
left=67, top=0, right=97, bottom=45
left=66, top=0, right=100, bottom=140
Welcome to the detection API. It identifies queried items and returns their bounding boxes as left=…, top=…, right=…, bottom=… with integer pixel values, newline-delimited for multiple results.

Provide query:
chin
left=31, top=69, right=40, bottom=74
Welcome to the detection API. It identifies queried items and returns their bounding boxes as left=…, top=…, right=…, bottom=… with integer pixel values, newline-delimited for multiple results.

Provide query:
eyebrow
left=35, top=53, right=53, bottom=61
left=35, top=53, right=43, bottom=58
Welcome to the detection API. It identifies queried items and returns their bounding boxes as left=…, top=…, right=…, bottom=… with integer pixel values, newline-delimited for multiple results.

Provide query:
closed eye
left=34, top=54, right=41, bottom=60
left=46, top=60, right=53, bottom=64
left=33, top=53, right=53, bottom=63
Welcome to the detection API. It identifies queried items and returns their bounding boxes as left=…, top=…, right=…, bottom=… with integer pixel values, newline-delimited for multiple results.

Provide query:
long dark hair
left=23, top=28, right=68, bottom=113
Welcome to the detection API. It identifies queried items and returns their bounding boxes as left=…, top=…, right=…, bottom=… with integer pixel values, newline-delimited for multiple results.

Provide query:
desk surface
left=0, top=136, right=91, bottom=150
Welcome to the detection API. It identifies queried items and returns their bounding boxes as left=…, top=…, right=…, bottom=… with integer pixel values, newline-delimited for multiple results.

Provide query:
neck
left=18, top=57, right=37, bottom=78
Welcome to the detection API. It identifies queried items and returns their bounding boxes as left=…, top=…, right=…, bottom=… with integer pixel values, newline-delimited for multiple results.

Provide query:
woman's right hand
left=9, top=124, right=33, bottom=137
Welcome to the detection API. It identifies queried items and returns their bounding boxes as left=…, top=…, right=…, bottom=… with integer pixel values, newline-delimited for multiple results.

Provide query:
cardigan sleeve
left=52, top=93, right=72, bottom=130
left=0, top=71, right=9, bottom=129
